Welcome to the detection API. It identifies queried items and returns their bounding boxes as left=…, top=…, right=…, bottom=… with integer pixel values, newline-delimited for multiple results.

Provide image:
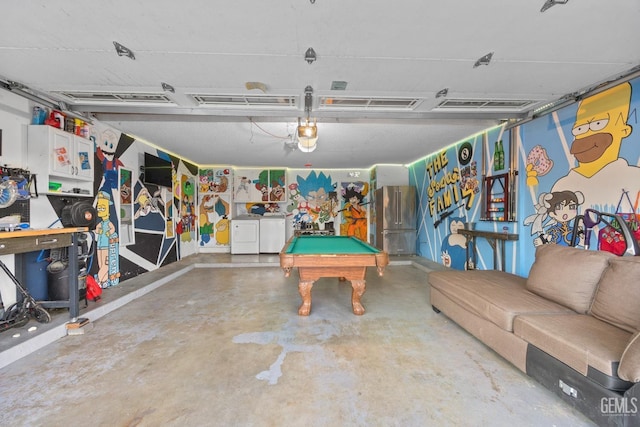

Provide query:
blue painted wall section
left=411, top=78, right=640, bottom=276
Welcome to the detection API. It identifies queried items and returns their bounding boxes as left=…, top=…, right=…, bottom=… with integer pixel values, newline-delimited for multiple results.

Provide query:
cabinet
left=0, top=227, right=87, bottom=319
left=482, top=173, right=512, bottom=222
left=27, top=125, right=94, bottom=196
left=233, top=168, right=286, bottom=203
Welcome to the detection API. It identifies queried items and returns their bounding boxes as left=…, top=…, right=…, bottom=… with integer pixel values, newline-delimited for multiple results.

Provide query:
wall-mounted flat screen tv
left=144, top=152, right=173, bottom=188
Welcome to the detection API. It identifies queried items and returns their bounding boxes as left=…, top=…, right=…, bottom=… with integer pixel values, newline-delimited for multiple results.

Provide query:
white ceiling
left=1, top=0, right=639, bottom=169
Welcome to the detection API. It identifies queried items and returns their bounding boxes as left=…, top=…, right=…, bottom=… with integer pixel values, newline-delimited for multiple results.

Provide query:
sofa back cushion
left=526, top=244, right=614, bottom=313
left=590, top=257, right=640, bottom=333
left=618, top=331, right=640, bottom=382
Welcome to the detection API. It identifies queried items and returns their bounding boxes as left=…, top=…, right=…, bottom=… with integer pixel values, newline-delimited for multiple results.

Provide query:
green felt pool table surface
left=284, top=235, right=380, bottom=255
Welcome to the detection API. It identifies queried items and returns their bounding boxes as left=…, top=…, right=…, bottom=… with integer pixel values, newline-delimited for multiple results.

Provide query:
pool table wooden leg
left=351, top=280, right=366, bottom=315
left=298, top=280, right=314, bottom=316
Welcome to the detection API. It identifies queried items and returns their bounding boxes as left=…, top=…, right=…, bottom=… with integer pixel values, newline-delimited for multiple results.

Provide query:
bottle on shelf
left=497, top=140, right=505, bottom=170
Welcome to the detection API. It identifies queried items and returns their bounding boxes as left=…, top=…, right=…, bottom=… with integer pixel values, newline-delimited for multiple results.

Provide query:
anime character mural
left=244, top=203, right=280, bottom=216
left=199, top=194, right=229, bottom=246
left=120, top=168, right=132, bottom=204
left=177, top=175, right=196, bottom=242
left=440, top=216, right=473, bottom=270
left=134, top=187, right=164, bottom=219
left=215, top=216, right=230, bottom=245
left=524, top=190, right=585, bottom=247
left=198, top=168, right=232, bottom=247
left=524, top=81, right=640, bottom=248
left=236, top=176, right=252, bottom=198
left=199, top=168, right=229, bottom=193
left=287, top=171, right=338, bottom=227
left=94, top=191, right=120, bottom=288
left=253, top=169, right=285, bottom=202
left=340, top=182, right=369, bottom=240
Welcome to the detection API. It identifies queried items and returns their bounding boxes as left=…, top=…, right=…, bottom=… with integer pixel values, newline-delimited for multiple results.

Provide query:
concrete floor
left=0, top=254, right=595, bottom=426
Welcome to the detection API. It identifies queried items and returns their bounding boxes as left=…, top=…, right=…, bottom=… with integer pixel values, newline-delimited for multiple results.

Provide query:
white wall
left=0, top=91, right=31, bottom=307
left=374, top=164, right=409, bottom=187
left=0, top=90, right=31, bottom=168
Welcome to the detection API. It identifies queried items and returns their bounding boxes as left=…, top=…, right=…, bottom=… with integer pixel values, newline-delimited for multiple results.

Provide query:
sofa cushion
left=590, top=256, right=640, bottom=333
left=618, top=331, right=640, bottom=383
left=429, top=270, right=572, bottom=332
left=526, top=244, right=615, bottom=314
left=514, top=314, right=632, bottom=378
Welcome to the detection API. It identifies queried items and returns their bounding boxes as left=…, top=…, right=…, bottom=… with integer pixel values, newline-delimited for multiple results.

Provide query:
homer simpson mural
left=550, top=82, right=640, bottom=209
left=525, top=81, right=640, bottom=247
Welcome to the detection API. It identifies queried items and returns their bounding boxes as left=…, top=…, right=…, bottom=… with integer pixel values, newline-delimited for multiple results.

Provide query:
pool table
left=279, top=235, right=389, bottom=316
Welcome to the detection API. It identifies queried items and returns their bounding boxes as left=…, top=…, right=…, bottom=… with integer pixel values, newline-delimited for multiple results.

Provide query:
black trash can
left=46, top=261, right=86, bottom=301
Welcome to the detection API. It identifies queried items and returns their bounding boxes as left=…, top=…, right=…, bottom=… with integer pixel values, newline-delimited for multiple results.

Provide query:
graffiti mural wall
left=285, top=170, right=371, bottom=238
left=410, top=126, right=513, bottom=272
left=89, top=123, right=198, bottom=283
left=411, top=77, right=640, bottom=277
left=198, top=168, right=232, bottom=250
left=517, top=78, right=640, bottom=273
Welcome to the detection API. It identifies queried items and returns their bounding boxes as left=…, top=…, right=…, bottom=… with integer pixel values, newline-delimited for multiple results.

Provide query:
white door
left=74, top=136, right=95, bottom=181
left=50, top=130, right=74, bottom=177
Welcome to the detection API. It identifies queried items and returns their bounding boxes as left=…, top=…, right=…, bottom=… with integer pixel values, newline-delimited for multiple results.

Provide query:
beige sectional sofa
left=429, top=244, right=640, bottom=427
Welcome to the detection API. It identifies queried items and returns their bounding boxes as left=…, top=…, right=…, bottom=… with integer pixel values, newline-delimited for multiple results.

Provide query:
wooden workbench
left=0, top=227, right=88, bottom=318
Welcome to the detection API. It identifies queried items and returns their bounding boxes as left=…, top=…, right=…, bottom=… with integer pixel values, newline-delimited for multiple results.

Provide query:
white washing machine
left=259, top=215, right=286, bottom=253
left=231, top=216, right=260, bottom=254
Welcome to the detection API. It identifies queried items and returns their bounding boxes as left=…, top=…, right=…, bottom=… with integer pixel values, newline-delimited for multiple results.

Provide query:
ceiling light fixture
left=297, top=86, right=318, bottom=152
left=473, top=52, right=493, bottom=68
left=305, top=47, right=317, bottom=64
left=113, top=41, right=135, bottom=60
left=297, top=118, right=317, bottom=139
left=297, top=118, right=318, bottom=152
left=161, top=82, right=175, bottom=93
left=540, top=0, right=568, bottom=13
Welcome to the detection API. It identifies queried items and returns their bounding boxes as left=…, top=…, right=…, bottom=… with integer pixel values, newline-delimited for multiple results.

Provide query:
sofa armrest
left=618, top=331, right=640, bottom=382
